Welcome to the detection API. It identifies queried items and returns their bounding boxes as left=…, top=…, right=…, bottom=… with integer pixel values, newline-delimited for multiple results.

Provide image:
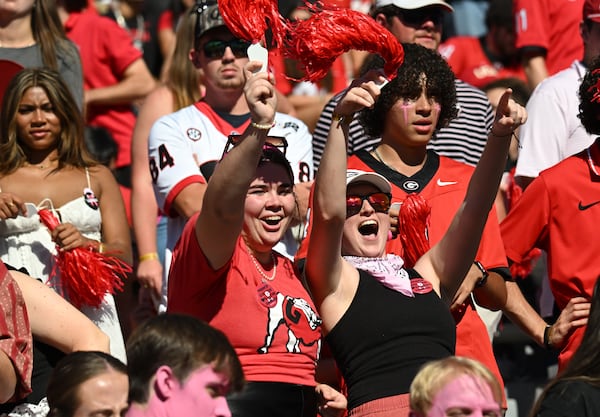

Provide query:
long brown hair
left=0, top=68, right=95, bottom=175
left=167, top=5, right=203, bottom=110
left=32, top=0, right=79, bottom=71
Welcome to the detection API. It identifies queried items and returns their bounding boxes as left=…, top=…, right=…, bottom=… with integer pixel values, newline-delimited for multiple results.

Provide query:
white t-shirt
left=516, top=60, right=595, bottom=179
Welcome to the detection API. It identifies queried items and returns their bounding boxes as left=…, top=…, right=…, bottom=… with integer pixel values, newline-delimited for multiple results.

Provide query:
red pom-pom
left=219, top=0, right=287, bottom=48
left=398, top=194, right=431, bottom=268
left=38, top=209, right=130, bottom=309
left=285, top=4, right=404, bottom=83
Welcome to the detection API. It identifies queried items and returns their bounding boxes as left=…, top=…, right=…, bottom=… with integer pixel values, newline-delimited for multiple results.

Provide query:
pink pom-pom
left=219, top=0, right=288, bottom=48
left=285, top=4, right=404, bottom=83
left=38, top=209, right=130, bottom=309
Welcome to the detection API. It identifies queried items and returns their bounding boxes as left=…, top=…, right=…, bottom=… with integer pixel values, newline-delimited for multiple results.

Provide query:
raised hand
left=243, top=61, right=277, bottom=127
left=490, top=88, right=528, bottom=137
left=334, top=70, right=387, bottom=119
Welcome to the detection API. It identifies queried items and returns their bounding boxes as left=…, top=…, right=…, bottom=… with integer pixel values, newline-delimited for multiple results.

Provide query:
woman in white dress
left=0, top=68, right=131, bottom=362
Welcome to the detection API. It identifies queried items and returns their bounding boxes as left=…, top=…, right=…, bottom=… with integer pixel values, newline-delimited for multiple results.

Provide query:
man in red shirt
left=501, top=58, right=600, bottom=369
left=514, top=0, right=584, bottom=89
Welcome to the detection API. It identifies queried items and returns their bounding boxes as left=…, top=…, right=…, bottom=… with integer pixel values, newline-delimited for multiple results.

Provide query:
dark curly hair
left=358, top=43, right=457, bottom=139
left=578, top=56, right=600, bottom=135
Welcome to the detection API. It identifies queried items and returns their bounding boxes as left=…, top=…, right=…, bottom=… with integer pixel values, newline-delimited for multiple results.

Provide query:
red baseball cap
left=584, top=0, right=600, bottom=23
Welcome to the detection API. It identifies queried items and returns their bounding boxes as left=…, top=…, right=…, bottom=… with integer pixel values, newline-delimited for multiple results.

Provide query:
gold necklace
left=248, top=251, right=276, bottom=282
left=25, top=161, right=54, bottom=170
left=372, top=148, right=398, bottom=173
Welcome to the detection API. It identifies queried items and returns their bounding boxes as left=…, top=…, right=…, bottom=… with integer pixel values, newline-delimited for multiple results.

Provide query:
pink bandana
left=343, top=254, right=414, bottom=297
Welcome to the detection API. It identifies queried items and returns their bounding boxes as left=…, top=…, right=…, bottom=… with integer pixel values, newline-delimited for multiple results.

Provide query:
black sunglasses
left=202, top=39, right=251, bottom=59
left=346, top=192, right=392, bottom=217
left=388, top=8, right=444, bottom=27
left=221, top=134, right=288, bottom=159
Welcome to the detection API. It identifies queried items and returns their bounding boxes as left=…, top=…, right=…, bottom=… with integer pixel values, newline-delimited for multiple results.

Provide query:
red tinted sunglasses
left=346, top=192, right=392, bottom=217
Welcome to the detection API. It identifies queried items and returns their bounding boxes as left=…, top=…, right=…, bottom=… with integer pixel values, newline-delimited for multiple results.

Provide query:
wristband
left=251, top=121, right=275, bottom=130
left=543, top=324, right=554, bottom=350
left=139, top=252, right=159, bottom=262
left=473, top=260, right=489, bottom=287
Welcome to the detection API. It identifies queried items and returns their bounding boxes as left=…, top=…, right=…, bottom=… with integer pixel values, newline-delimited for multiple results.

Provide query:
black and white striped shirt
left=312, top=79, right=493, bottom=169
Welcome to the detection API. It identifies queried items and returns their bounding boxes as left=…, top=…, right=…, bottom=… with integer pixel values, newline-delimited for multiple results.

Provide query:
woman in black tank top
left=304, top=44, right=526, bottom=416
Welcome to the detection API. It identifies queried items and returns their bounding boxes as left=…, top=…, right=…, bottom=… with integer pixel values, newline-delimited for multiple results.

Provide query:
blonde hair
left=409, top=356, right=503, bottom=416
left=166, top=6, right=203, bottom=110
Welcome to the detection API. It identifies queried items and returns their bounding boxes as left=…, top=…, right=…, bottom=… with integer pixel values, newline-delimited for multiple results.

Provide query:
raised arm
left=306, top=74, right=383, bottom=325
left=195, top=62, right=277, bottom=269
left=415, top=89, right=527, bottom=302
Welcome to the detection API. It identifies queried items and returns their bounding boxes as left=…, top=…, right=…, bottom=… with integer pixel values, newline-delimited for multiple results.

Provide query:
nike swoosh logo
left=578, top=200, right=600, bottom=210
left=437, top=179, right=458, bottom=186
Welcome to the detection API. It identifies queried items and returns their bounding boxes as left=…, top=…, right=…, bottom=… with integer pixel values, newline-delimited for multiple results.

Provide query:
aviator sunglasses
left=346, top=192, right=392, bottom=217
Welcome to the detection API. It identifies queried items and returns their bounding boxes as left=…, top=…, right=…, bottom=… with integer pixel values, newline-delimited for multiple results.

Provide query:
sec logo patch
left=187, top=128, right=202, bottom=141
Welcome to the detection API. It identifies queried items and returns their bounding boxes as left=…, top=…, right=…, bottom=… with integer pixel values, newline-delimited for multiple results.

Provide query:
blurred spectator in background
left=439, top=0, right=526, bottom=89
left=514, top=0, right=584, bottom=89
left=103, top=0, right=168, bottom=80
left=157, top=0, right=195, bottom=80
left=57, top=0, right=156, bottom=193
left=130, top=5, right=201, bottom=314
left=0, top=0, right=84, bottom=109
left=514, top=0, right=600, bottom=190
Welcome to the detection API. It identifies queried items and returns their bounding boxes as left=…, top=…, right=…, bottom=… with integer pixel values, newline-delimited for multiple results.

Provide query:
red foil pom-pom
left=398, top=194, right=431, bottom=269
left=285, top=4, right=404, bottom=83
left=38, top=209, right=130, bottom=309
left=219, top=0, right=287, bottom=48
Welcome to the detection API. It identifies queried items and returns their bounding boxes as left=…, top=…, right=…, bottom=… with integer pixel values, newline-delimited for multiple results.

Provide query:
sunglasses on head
left=202, top=39, right=251, bottom=59
left=389, top=8, right=444, bottom=27
left=221, top=134, right=288, bottom=159
left=346, top=192, right=392, bottom=217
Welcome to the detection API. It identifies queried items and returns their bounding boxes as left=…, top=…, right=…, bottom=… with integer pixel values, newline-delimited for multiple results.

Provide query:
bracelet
left=473, top=260, right=489, bottom=287
left=543, top=324, right=554, bottom=350
left=251, top=121, right=275, bottom=130
left=139, top=252, right=159, bottom=262
left=88, top=240, right=104, bottom=253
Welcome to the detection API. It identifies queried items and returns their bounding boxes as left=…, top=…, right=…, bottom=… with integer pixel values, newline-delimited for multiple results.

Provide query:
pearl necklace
left=248, top=251, right=277, bottom=281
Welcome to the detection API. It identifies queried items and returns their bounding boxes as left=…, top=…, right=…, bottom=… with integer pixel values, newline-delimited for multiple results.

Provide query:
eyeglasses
left=346, top=192, right=392, bottom=217
left=388, top=8, right=444, bottom=27
left=202, top=39, right=251, bottom=59
left=221, top=134, right=288, bottom=159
